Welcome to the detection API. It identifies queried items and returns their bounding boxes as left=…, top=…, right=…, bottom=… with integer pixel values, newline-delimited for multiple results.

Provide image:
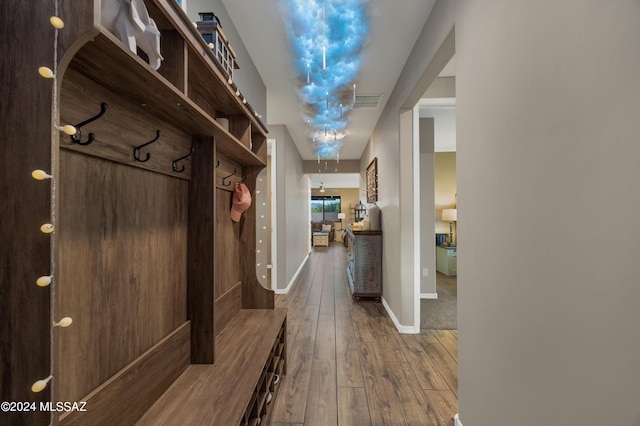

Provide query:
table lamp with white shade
left=442, top=208, right=457, bottom=246
left=337, top=212, right=346, bottom=229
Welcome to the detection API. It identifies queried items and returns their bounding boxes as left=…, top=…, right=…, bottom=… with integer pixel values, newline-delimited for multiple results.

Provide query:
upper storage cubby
left=195, top=12, right=238, bottom=80
left=61, top=0, right=268, bottom=166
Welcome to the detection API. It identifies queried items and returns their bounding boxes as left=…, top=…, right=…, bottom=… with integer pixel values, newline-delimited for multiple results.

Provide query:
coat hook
left=133, top=130, right=160, bottom=162
left=216, top=160, right=220, bottom=168
left=222, top=168, right=237, bottom=186
left=239, top=174, right=248, bottom=183
left=172, top=147, right=194, bottom=172
left=70, top=102, right=107, bottom=146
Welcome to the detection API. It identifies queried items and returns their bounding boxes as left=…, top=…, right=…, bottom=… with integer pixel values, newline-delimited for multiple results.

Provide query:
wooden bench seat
left=138, top=308, right=287, bottom=426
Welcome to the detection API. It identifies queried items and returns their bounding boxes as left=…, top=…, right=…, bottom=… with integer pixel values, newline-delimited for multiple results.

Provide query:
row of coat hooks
left=68, top=102, right=194, bottom=173
left=216, top=161, right=247, bottom=186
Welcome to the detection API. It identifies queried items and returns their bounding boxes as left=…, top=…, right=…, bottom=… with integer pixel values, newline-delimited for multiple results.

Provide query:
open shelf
left=145, top=0, right=268, bottom=135
left=68, top=29, right=265, bottom=167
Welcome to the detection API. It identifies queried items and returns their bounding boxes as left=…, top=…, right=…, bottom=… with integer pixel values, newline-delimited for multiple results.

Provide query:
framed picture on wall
left=366, top=157, right=378, bottom=203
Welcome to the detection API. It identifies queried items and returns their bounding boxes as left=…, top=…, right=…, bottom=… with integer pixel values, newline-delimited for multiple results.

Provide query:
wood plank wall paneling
left=56, top=150, right=188, bottom=402
left=215, top=186, right=243, bottom=299
left=187, top=52, right=239, bottom=116
left=60, top=69, right=193, bottom=179
left=214, top=282, right=242, bottom=337
left=59, top=322, right=191, bottom=426
left=215, top=155, right=245, bottom=191
left=57, top=0, right=96, bottom=59
left=187, top=135, right=216, bottom=364
left=0, top=1, right=56, bottom=423
left=229, top=115, right=251, bottom=149
left=240, top=167, right=274, bottom=309
left=156, top=30, right=187, bottom=92
left=3, top=2, right=273, bottom=424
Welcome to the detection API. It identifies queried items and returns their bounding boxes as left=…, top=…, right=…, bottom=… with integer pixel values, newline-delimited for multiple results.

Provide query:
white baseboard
left=274, top=253, right=309, bottom=294
left=454, top=413, right=462, bottom=426
left=381, top=297, right=418, bottom=334
left=420, top=292, right=438, bottom=299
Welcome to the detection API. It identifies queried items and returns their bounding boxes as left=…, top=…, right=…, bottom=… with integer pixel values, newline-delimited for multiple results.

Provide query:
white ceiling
left=222, top=0, right=437, bottom=160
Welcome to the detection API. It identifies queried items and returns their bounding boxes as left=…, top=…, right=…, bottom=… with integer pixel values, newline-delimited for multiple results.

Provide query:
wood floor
left=271, top=244, right=458, bottom=426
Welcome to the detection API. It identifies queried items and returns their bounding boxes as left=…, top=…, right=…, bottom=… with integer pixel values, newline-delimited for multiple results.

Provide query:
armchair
left=311, top=221, right=335, bottom=243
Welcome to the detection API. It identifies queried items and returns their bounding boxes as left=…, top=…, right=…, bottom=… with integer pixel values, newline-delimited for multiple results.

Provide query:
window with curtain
left=311, top=196, right=341, bottom=222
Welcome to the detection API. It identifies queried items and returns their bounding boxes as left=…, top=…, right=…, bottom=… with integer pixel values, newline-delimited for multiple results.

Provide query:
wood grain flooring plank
left=358, top=339, right=387, bottom=374
left=421, top=390, right=458, bottom=426
left=358, top=341, right=407, bottom=424
left=400, top=335, right=450, bottom=391
left=334, top=271, right=349, bottom=298
left=374, top=328, right=408, bottom=362
left=417, top=334, right=458, bottom=396
left=304, top=360, right=338, bottom=426
left=271, top=338, right=315, bottom=424
left=320, top=289, right=336, bottom=316
left=336, top=325, right=364, bottom=388
left=291, top=304, right=320, bottom=349
left=362, top=372, right=405, bottom=425
left=385, top=361, right=441, bottom=426
left=308, top=258, right=325, bottom=298
left=351, top=305, right=379, bottom=343
left=275, top=294, right=288, bottom=309
left=430, top=330, right=458, bottom=362
left=307, top=283, right=324, bottom=306
left=271, top=244, right=457, bottom=426
left=314, top=314, right=336, bottom=360
left=334, top=296, right=353, bottom=327
left=338, top=387, right=372, bottom=426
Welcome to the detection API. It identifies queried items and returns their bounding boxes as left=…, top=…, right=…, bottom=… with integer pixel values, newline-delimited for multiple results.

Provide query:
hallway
left=271, top=244, right=458, bottom=425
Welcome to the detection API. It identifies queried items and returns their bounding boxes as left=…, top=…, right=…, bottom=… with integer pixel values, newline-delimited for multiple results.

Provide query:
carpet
left=420, top=272, right=457, bottom=330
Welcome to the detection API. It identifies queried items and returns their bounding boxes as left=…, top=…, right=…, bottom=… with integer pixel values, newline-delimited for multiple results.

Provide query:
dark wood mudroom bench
left=138, top=309, right=287, bottom=426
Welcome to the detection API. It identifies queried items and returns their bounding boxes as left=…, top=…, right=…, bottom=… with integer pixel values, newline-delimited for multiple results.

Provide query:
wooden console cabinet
left=345, top=229, right=382, bottom=301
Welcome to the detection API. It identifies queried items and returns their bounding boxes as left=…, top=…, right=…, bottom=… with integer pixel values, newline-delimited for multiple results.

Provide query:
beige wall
left=435, top=152, right=456, bottom=241
left=340, top=188, right=360, bottom=224
left=456, top=1, right=640, bottom=425
left=266, top=155, right=272, bottom=265
left=420, top=118, right=436, bottom=295
left=360, top=0, right=456, bottom=330
left=268, top=125, right=308, bottom=291
left=362, top=0, right=640, bottom=424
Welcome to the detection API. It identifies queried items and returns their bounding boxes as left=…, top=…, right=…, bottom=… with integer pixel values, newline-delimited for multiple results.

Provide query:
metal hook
left=238, top=174, right=248, bottom=183
left=172, top=147, right=194, bottom=173
left=216, top=160, right=220, bottom=168
left=222, top=168, right=237, bottom=186
left=70, top=102, right=107, bottom=146
left=133, top=130, right=160, bottom=162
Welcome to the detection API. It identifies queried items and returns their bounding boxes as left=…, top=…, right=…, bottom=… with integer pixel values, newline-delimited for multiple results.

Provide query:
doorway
left=413, top=36, right=457, bottom=331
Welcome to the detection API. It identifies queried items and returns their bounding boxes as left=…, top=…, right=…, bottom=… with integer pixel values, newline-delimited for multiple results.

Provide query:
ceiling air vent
left=353, top=94, right=383, bottom=109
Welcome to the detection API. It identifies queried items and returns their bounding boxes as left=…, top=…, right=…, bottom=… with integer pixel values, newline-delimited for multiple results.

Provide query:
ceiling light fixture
left=281, top=0, right=369, bottom=159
